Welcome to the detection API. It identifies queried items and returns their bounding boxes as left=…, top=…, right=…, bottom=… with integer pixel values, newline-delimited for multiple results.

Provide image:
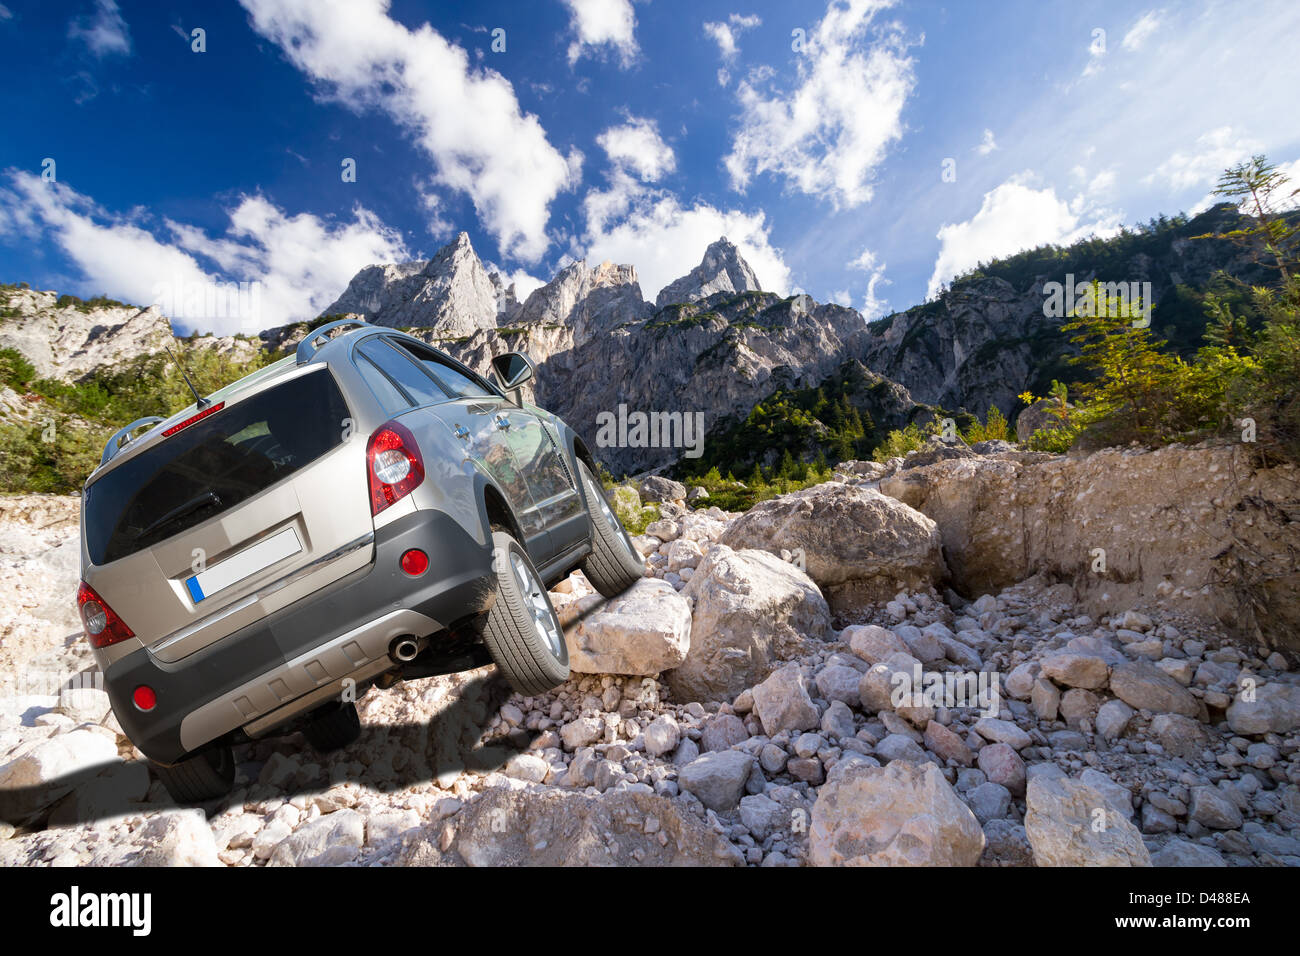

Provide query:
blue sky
left=0, top=0, right=1297, bottom=334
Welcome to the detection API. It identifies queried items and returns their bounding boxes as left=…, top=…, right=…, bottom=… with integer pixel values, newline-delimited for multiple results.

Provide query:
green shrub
left=0, top=347, right=36, bottom=389
left=0, top=417, right=105, bottom=494
left=871, top=420, right=940, bottom=462
left=963, top=405, right=1010, bottom=443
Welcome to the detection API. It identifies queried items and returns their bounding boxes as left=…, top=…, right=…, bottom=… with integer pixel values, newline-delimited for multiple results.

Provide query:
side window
left=355, top=338, right=447, bottom=406
left=354, top=353, right=411, bottom=414
left=396, top=341, right=497, bottom=399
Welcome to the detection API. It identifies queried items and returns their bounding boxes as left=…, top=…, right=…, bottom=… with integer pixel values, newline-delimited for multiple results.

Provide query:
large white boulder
left=1024, top=774, right=1152, bottom=867
left=564, top=578, right=691, bottom=675
left=719, top=483, right=947, bottom=611
left=667, top=545, right=830, bottom=703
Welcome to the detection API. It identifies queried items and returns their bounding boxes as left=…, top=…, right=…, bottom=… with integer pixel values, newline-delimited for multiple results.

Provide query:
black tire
left=577, top=461, right=645, bottom=598
left=304, top=701, right=361, bottom=752
left=152, top=744, right=235, bottom=804
left=482, top=530, right=569, bottom=696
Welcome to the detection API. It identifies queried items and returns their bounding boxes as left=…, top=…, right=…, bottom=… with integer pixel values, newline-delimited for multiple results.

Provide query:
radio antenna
left=164, top=342, right=209, bottom=409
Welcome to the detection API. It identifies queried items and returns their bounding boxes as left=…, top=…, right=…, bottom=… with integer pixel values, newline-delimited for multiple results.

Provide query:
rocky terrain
left=0, top=289, right=176, bottom=382
left=1, top=440, right=1297, bottom=868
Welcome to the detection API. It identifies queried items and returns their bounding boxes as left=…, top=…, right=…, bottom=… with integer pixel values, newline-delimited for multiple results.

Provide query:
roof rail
left=99, top=416, right=165, bottom=468
left=295, top=317, right=369, bottom=365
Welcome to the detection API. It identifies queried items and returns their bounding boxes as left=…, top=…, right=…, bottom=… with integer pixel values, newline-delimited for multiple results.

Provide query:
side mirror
left=491, top=351, right=535, bottom=404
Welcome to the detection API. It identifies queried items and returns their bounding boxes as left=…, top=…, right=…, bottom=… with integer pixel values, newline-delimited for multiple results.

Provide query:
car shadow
left=1, top=588, right=628, bottom=832
left=0, top=670, right=542, bottom=830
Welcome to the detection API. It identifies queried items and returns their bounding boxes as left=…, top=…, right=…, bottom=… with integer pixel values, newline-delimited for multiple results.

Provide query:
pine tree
left=775, top=448, right=796, bottom=479
left=1062, top=280, right=1181, bottom=441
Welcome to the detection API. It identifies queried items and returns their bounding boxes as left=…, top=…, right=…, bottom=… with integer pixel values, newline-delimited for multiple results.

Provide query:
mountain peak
left=516, top=256, right=649, bottom=344
left=655, top=237, right=761, bottom=307
left=323, top=231, right=507, bottom=335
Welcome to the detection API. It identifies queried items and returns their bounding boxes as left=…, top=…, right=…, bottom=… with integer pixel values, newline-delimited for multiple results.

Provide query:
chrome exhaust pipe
left=390, top=637, right=422, bottom=663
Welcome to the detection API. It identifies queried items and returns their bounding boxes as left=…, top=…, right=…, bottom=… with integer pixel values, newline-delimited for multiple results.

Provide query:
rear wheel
left=152, top=743, right=235, bottom=804
left=482, top=530, right=569, bottom=695
left=578, top=460, right=644, bottom=597
left=304, top=700, right=361, bottom=752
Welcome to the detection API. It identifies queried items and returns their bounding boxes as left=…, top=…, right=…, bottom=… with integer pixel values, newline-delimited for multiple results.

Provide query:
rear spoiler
left=100, top=417, right=165, bottom=468
left=296, top=317, right=369, bottom=365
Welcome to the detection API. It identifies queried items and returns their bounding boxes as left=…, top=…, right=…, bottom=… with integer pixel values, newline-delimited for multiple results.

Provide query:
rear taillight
left=77, top=580, right=135, bottom=648
left=367, top=420, right=425, bottom=515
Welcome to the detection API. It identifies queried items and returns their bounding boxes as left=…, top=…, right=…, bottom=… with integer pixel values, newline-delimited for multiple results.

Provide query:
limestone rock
left=1024, top=775, right=1151, bottom=866
left=809, top=761, right=984, bottom=866
left=668, top=546, right=829, bottom=703
left=565, top=578, right=691, bottom=675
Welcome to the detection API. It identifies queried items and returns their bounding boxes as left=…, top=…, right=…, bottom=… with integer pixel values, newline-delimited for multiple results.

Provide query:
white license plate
left=185, top=527, right=301, bottom=603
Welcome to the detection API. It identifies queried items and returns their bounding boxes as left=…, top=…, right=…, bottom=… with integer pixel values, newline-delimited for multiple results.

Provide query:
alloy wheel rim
left=510, top=551, right=563, bottom=658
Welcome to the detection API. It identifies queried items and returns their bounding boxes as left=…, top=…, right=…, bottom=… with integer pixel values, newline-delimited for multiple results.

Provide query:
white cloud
left=725, top=0, right=916, bottom=208
left=974, top=128, right=997, bottom=156
left=1122, top=10, right=1164, bottom=51
left=927, top=173, right=1120, bottom=298
left=582, top=169, right=645, bottom=237
left=848, top=247, right=890, bottom=318
left=0, top=6, right=14, bottom=21
left=704, top=13, right=761, bottom=61
left=829, top=289, right=852, bottom=307
left=1149, top=125, right=1264, bottom=196
left=579, top=111, right=788, bottom=302
left=848, top=248, right=880, bottom=273
left=416, top=184, right=455, bottom=241
left=1, top=170, right=410, bottom=335
left=1274, top=158, right=1300, bottom=211
left=1088, top=168, right=1117, bottom=194
left=68, top=0, right=131, bottom=57
left=561, top=0, right=638, bottom=68
left=597, top=117, right=676, bottom=182
left=239, top=0, right=577, bottom=264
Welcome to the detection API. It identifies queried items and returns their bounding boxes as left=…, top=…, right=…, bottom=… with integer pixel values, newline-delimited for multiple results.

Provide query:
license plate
left=185, top=527, right=302, bottom=603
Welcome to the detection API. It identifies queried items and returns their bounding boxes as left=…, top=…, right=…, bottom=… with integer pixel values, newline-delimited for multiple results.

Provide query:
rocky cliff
left=529, top=291, right=870, bottom=475
left=5, top=205, right=1290, bottom=481
left=339, top=238, right=884, bottom=475
left=655, top=237, right=762, bottom=307
left=322, top=232, right=521, bottom=335
left=853, top=204, right=1288, bottom=419
left=0, top=288, right=176, bottom=381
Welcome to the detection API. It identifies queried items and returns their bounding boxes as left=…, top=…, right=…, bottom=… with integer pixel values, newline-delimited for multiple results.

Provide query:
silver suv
left=76, top=319, right=644, bottom=802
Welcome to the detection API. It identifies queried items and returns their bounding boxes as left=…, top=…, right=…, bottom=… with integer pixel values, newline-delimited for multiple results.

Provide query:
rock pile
left=2, top=448, right=1299, bottom=868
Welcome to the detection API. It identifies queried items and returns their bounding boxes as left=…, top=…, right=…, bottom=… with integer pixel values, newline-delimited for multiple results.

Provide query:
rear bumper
left=104, top=508, right=495, bottom=765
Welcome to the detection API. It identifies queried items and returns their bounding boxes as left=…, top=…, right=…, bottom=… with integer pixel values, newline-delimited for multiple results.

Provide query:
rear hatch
left=82, top=365, right=375, bottom=662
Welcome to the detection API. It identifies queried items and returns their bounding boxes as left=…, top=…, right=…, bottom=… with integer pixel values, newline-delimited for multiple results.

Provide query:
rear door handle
left=494, top=416, right=511, bottom=430
left=453, top=425, right=470, bottom=440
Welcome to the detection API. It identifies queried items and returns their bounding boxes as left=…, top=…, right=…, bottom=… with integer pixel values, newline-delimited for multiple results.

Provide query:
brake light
left=162, top=401, right=225, bottom=437
left=77, top=580, right=136, bottom=648
left=400, top=548, right=429, bottom=576
left=133, top=685, right=157, bottom=712
left=367, top=420, right=425, bottom=515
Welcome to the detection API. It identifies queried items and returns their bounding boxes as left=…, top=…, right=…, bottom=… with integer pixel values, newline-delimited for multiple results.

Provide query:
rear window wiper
left=138, top=491, right=223, bottom=539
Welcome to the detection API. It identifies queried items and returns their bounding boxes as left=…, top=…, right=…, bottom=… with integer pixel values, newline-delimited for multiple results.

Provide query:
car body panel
left=81, top=323, right=604, bottom=761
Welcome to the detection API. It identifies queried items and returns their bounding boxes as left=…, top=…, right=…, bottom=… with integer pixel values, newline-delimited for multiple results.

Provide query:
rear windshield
left=84, top=368, right=351, bottom=566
